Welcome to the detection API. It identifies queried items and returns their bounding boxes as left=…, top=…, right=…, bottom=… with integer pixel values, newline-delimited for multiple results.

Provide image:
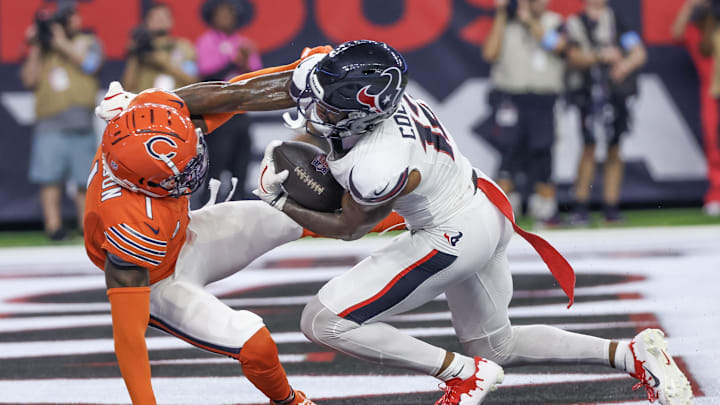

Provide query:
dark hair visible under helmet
left=299, top=40, right=409, bottom=154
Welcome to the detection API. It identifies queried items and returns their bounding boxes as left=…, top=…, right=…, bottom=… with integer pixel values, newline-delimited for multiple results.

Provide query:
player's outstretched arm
left=176, top=44, right=333, bottom=116
left=104, top=255, right=157, bottom=405
left=176, top=70, right=295, bottom=116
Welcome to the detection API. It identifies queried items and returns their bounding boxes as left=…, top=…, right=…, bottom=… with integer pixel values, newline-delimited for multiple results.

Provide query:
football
left=273, top=141, right=345, bottom=212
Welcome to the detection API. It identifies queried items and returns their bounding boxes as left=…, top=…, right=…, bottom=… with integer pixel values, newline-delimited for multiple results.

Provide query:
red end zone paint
left=306, top=351, right=336, bottom=362
left=617, top=292, right=643, bottom=300
left=674, top=356, right=706, bottom=397
left=628, top=313, right=661, bottom=333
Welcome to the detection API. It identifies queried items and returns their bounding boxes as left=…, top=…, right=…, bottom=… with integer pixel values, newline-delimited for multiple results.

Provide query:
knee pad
left=301, top=295, right=358, bottom=348
left=461, top=324, right=515, bottom=366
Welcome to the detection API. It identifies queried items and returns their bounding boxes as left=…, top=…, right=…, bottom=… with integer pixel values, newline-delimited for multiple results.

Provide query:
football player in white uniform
left=253, top=40, right=693, bottom=405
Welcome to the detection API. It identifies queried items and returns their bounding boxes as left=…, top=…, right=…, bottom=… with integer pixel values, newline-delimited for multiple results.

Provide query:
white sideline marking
left=0, top=226, right=718, bottom=401
left=0, top=373, right=633, bottom=404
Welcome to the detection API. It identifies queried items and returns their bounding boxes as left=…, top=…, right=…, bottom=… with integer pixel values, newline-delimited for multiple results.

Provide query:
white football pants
left=301, top=184, right=610, bottom=374
left=148, top=201, right=303, bottom=357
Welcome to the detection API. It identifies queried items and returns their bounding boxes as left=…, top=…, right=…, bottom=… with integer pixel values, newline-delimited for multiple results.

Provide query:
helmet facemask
left=155, top=130, right=209, bottom=197
left=286, top=40, right=408, bottom=155
left=295, top=84, right=395, bottom=156
left=104, top=128, right=209, bottom=198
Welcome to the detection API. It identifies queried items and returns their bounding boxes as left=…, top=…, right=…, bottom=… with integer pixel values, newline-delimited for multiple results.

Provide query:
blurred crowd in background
left=15, top=0, right=720, bottom=240
left=20, top=0, right=261, bottom=240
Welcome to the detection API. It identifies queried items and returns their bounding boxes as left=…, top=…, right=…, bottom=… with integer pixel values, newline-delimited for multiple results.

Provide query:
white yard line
left=0, top=225, right=718, bottom=401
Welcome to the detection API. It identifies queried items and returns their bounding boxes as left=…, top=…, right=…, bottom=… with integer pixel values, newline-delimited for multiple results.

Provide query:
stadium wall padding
left=0, top=0, right=711, bottom=222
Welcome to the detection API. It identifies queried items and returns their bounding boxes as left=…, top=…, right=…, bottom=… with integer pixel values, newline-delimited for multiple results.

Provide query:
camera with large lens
left=34, top=6, right=72, bottom=51
left=129, top=26, right=157, bottom=58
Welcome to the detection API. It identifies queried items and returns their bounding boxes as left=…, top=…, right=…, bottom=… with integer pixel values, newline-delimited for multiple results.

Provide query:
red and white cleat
left=629, top=329, right=693, bottom=405
left=434, top=357, right=504, bottom=405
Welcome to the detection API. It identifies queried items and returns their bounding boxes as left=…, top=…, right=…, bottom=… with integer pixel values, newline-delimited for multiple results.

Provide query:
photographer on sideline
left=122, top=2, right=197, bottom=92
left=483, top=0, right=567, bottom=226
left=672, top=0, right=720, bottom=216
left=565, top=0, right=647, bottom=224
left=20, top=2, right=103, bottom=241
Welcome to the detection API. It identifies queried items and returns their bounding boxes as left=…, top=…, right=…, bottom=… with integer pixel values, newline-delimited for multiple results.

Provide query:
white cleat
left=629, top=329, right=693, bottom=405
left=434, top=357, right=504, bottom=405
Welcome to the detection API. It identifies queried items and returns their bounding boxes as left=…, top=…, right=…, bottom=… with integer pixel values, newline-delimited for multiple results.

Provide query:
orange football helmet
left=101, top=91, right=208, bottom=198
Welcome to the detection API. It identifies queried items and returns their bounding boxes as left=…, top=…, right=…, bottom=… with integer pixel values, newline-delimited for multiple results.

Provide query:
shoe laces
left=434, top=375, right=486, bottom=405
left=628, top=341, right=659, bottom=403
left=435, top=381, right=460, bottom=405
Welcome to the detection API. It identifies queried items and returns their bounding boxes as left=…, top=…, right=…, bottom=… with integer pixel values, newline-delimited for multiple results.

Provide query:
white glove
left=252, top=140, right=289, bottom=210
left=95, top=81, right=136, bottom=122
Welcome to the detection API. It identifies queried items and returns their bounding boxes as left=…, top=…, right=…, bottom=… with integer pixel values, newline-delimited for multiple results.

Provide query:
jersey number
left=394, top=96, right=454, bottom=160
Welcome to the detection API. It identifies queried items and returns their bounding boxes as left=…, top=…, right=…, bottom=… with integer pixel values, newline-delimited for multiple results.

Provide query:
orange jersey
left=84, top=147, right=190, bottom=283
left=84, top=90, right=192, bottom=284
left=84, top=48, right=336, bottom=282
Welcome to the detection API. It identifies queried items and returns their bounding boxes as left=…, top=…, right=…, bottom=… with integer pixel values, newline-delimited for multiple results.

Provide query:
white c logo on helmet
left=144, top=136, right=177, bottom=160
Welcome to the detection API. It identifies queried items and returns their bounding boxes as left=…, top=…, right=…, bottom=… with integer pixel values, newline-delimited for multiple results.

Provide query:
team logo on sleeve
left=144, top=136, right=178, bottom=161
left=356, top=66, right=404, bottom=113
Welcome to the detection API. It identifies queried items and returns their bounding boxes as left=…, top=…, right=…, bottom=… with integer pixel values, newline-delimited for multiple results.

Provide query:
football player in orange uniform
left=84, top=47, right=340, bottom=405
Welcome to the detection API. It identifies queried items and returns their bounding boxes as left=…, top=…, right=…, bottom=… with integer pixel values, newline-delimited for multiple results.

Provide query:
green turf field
left=0, top=207, right=718, bottom=248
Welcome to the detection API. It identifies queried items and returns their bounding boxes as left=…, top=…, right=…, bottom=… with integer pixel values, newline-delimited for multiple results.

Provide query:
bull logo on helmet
left=144, top=136, right=178, bottom=161
left=356, top=67, right=404, bottom=114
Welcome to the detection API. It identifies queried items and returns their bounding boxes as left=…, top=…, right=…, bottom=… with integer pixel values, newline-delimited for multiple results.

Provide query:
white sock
left=614, top=342, right=635, bottom=374
left=436, top=353, right=476, bottom=381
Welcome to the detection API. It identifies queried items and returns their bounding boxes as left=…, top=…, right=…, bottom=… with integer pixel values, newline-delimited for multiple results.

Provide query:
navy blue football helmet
left=298, top=40, right=409, bottom=153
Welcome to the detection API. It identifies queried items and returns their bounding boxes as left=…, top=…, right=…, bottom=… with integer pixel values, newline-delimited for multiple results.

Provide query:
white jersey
left=288, top=56, right=477, bottom=230
left=328, top=94, right=477, bottom=230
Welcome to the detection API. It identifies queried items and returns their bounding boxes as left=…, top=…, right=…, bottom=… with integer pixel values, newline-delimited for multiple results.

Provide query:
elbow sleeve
left=108, top=287, right=156, bottom=405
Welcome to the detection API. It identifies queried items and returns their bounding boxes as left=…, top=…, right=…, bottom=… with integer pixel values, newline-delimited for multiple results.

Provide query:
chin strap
left=158, top=154, right=180, bottom=175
